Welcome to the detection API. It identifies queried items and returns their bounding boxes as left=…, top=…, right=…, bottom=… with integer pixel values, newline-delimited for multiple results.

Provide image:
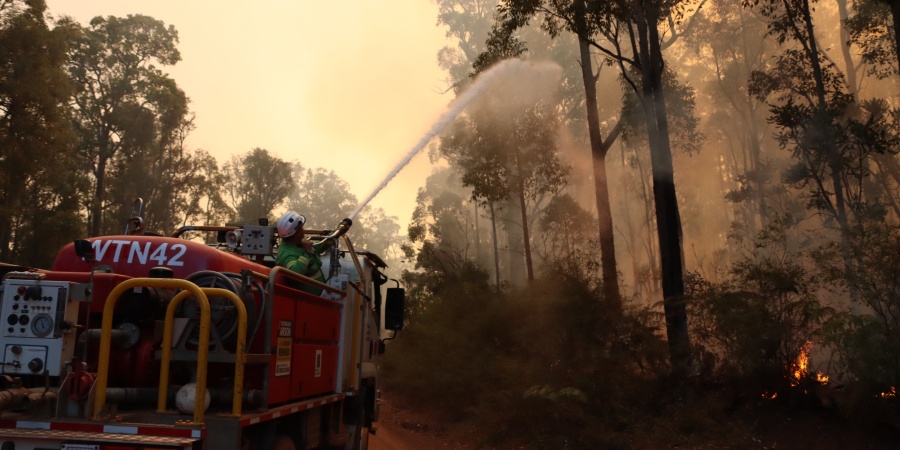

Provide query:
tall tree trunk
left=634, top=148, right=660, bottom=298
left=891, top=0, right=900, bottom=76
left=636, top=0, right=692, bottom=375
left=574, top=0, right=623, bottom=308
left=0, top=182, right=14, bottom=261
left=798, top=0, right=861, bottom=311
left=747, top=122, right=769, bottom=228
left=835, top=0, right=859, bottom=98
left=797, top=0, right=850, bottom=234
left=517, top=179, right=535, bottom=282
left=737, top=6, right=769, bottom=230
left=90, top=156, right=107, bottom=238
left=490, top=201, right=501, bottom=287
left=872, top=154, right=900, bottom=220
left=504, top=201, right=526, bottom=286
left=510, top=144, right=535, bottom=282
left=90, top=129, right=112, bottom=237
left=474, top=202, right=484, bottom=268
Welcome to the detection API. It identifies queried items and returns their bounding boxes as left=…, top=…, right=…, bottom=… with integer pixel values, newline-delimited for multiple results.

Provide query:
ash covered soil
left=371, top=389, right=900, bottom=450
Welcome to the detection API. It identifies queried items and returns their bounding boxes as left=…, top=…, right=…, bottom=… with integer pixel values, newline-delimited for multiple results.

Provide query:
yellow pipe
left=341, top=236, right=366, bottom=285
left=157, top=289, right=211, bottom=424
left=200, top=288, right=247, bottom=416
left=157, top=290, right=193, bottom=413
left=157, top=288, right=247, bottom=418
left=93, top=279, right=210, bottom=424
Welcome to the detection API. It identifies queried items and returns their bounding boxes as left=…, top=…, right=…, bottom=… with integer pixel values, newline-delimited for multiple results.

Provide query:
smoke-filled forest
left=381, top=0, right=900, bottom=448
left=2, top=0, right=900, bottom=447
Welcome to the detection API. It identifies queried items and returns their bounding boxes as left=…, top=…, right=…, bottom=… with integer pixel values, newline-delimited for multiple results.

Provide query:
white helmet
left=276, top=211, right=306, bottom=238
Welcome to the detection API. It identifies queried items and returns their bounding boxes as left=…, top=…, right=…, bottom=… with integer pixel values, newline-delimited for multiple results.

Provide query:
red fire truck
left=0, top=205, right=404, bottom=450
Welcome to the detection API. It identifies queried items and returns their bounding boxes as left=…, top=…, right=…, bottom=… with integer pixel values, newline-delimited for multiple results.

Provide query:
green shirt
left=276, top=239, right=328, bottom=294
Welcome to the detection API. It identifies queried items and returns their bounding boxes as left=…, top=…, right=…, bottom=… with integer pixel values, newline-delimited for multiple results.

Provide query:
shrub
left=688, top=222, right=834, bottom=394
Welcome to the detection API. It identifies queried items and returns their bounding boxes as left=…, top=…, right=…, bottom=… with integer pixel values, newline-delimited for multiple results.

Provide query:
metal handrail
left=269, top=267, right=343, bottom=295
left=170, top=225, right=240, bottom=239
left=157, top=287, right=247, bottom=417
left=93, top=279, right=211, bottom=425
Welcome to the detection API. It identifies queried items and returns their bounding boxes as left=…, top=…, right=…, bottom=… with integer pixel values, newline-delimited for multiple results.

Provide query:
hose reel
left=176, top=271, right=258, bottom=351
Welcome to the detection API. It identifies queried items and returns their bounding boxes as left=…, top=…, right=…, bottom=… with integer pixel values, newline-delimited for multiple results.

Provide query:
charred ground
left=378, top=384, right=899, bottom=449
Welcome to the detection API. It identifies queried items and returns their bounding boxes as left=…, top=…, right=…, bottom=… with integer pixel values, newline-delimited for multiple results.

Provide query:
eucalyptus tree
left=286, top=164, right=357, bottom=228
left=179, top=149, right=233, bottom=230
left=682, top=0, right=776, bottom=233
left=747, top=0, right=900, bottom=231
left=537, top=193, right=596, bottom=265
left=0, top=0, right=80, bottom=265
left=433, top=0, right=499, bottom=91
left=65, top=14, right=185, bottom=237
left=494, top=0, right=700, bottom=372
left=483, top=0, right=627, bottom=305
left=407, top=166, right=484, bottom=286
left=432, top=0, right=515, bottom=287
left=617, top=66, right=704, bottom=296
left=222, top=148, right=294, bottom=224
left=109, top=117, right=229, bottom=235
left=747, top=0, right=900, bottom=323
left=351, top=205, right=405, bottom=268
left=440, top=97, right=568, bottom=283
left=844, top=0, right=900, bottom=77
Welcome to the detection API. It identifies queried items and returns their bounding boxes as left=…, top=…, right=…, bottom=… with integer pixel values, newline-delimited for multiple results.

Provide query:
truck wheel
left=274, top=435, right=297, bottom=450
left=344, top=412, right=368, bottom=450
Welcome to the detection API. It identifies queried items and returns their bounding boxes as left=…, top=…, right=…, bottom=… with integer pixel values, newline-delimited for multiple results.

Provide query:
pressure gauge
left=30, top=314, right=54, bottom=338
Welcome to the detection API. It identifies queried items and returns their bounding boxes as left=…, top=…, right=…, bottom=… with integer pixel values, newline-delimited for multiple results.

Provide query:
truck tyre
left=274, top=435, right=297, bottom=450
left=344, top=408, right=368, bottom=450
left=337, top=386, right=369, bottom=450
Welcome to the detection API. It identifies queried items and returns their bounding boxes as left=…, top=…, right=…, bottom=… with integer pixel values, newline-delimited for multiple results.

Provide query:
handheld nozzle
left=338, top=218, right=352, bottom=234
left=326, top=218, right=353, bottom=240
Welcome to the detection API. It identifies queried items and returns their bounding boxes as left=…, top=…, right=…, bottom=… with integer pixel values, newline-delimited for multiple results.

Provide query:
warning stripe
left=0, top=419, right=205, bottom=439
left=239, top=393, right=344, bottom=427
left=0, top=394, right=345, bottom=438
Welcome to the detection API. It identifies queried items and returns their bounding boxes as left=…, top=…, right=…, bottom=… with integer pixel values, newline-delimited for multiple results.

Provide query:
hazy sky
left=44, top=0, right=452, bottom=229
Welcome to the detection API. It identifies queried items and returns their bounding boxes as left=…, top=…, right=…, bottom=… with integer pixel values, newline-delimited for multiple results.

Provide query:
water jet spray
left=348, top=59, right=563, bottom=220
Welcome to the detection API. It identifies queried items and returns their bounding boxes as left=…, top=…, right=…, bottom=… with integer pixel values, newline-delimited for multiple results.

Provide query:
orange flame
left=789, top=341, right=828, bottom=386
left=789, top=342, right=812, bottom=386
left=880, top=387, right=896, bottom=398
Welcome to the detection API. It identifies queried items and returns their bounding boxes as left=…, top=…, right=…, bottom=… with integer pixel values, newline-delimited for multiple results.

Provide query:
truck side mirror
left=384, top=287, right=405, bottom=331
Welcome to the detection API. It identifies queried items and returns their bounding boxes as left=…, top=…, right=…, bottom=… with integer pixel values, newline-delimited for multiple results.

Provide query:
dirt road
left=368, top=420, right=451, bottom=450
left=367, top=396, right=486, bottom=450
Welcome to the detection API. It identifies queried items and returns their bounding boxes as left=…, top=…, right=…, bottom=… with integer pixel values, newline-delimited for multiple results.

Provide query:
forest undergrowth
left=380, top=232, right=900, bottom=449
left=379, top=379, right=900, bottom=449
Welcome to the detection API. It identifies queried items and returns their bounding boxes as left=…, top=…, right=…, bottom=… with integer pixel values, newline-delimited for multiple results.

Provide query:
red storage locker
left=290, top=344, right=338, bottom=399
left=267, top=294, right=296, bottom=405
left=294, top=295, right=342, bottom=342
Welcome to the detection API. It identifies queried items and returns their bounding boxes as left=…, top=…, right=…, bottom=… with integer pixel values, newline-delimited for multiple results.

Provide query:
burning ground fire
left=763, top=341, right=829, bottom=399
left=763, top=342, right=897, bottom=400
left=790, top=341, right=829, bottom=387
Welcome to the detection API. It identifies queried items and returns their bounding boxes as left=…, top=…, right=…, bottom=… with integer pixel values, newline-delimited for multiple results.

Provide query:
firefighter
left=275, top=211, right=331, bottom=294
